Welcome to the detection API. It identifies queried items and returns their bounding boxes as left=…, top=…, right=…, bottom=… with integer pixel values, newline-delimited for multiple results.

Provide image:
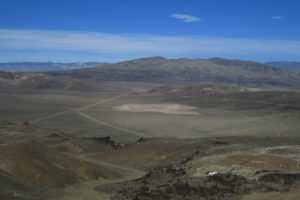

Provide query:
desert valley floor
left=0, top=82, right=300, bottom=200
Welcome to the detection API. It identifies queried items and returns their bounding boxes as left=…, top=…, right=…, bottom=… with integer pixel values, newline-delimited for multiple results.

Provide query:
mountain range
left=1, top=57, right=300, bottom=90
left=266, top=61, right=300, bottom=72
left=0, top=62, right=106, bottom=72
left=49, top=57, right=300, bottom=88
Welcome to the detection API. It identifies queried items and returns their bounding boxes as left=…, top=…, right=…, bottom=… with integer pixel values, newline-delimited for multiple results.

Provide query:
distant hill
left=0, top=62, right=107, bottom=72
left=49, top=57, right=300, bottom=88
left=1, top=57, right=300, bottom=89
left=266, top=61, right=300, bottom=72
left=0, top=71, right=102, bottom=91
left=0, top=70, right=14, bottom=79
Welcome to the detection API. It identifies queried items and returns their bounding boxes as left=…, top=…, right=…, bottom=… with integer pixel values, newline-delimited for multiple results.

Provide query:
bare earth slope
left=0, top=140, right=122, bottom=189
left=0, top=168, right=47, bottom=200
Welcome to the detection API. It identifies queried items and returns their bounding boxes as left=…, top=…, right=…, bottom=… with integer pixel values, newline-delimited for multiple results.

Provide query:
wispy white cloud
left=270, top=16, right=283, bottom=20
left=170, top=13, right=201, bottom=23
left=0, top=29, right=300, bottom=62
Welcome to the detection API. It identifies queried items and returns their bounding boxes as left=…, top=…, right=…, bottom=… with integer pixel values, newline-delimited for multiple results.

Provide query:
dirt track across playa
left=113, top=104, right=199, bottom=115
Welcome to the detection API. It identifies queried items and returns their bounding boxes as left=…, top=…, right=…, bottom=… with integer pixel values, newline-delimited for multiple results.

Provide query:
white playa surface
left=112, top=104, right=199, bottom=115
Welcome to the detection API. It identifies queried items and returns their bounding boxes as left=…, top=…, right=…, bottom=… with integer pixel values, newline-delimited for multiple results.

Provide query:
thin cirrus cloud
left=0, top=29, right=300, bottom=62
left=270, top=16, right=283, bottom=20
left=170, top=13, right=201, bottom=23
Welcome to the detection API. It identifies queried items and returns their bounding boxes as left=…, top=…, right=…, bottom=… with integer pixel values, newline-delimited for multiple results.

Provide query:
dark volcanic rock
left=98, top=164, right=250, bottom=200
left=97, top=157, right=300, bottom=200
left=256, top=172, right=300, bottom=192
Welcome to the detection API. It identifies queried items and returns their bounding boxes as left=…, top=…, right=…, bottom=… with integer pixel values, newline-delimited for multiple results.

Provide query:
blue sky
left=0, top=0, right=300, bottom=62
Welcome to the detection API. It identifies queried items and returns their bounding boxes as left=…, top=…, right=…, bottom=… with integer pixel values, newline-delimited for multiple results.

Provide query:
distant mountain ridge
left=0, top=62, right=107, bottom=72
left=49, top=57, right=300, bottom=88
left=266, top=61, right=300, bottom=72
left=0, top=71, right=105, bottom=91
left=1, top=57, right=300, bottom=90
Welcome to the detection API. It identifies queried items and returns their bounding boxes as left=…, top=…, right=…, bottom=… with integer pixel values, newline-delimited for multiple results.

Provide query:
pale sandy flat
left=112, top=104, right=199, bottom=115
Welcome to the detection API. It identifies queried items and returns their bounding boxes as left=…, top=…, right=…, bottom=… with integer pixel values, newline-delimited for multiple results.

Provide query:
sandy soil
left=112, top=104, right=199, bottom=115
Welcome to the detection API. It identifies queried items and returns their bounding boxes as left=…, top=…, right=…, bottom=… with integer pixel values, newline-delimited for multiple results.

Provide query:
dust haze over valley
left=1, top=0, right=300, bottom=199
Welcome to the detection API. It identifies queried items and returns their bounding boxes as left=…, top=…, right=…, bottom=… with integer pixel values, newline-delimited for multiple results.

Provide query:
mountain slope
left=49, top=57, right=300, bottom=87
left=266, top=61, right=300, bottom=72
left=147, top=84, right=300, bottom=110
